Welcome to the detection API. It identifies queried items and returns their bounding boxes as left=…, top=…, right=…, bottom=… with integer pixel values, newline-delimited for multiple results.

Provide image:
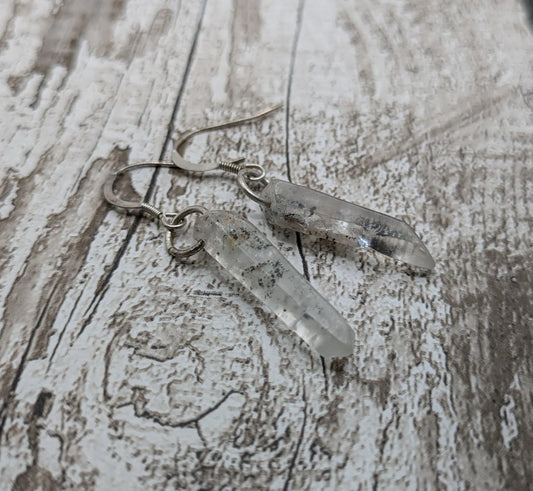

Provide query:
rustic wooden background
left=1, top=0, right=532, bottom=489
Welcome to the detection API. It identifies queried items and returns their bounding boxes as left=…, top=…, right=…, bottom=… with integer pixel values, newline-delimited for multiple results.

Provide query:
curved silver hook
left=172, top=102, right=283, bottom=172
left=103, top=161, right=188, bottom=230
left=103, top=161, right=176, bottom=210
left=104, top=161, right=207, bottom=259
left=104, top=162, right=207, bottom=259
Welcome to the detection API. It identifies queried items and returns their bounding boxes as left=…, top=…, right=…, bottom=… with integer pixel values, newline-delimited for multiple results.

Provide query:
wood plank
left=0, top=0, right=532, bottom=488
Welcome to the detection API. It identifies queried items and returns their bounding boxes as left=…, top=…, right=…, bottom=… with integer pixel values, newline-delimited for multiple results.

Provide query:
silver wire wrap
left=214, top=161, right=271, bottom=206
left=236, top=164, right=271, bottom=206
left=217, top=158, right=246, bottom=173
left=140, top=202, right=188, bottom=230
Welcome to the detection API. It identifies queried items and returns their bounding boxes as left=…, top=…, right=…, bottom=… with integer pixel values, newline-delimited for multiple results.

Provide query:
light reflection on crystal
left=358, top=237, right=371, bottom=248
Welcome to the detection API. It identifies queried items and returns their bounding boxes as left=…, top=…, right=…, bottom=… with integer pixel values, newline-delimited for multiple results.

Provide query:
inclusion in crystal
left=260, top=179, right=435, bottom=269
left=193, top=210, right=354, bottom=358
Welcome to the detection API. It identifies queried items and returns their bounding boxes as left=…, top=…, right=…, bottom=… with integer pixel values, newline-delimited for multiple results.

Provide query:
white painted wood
left=0, top=0, right=532, bottom=489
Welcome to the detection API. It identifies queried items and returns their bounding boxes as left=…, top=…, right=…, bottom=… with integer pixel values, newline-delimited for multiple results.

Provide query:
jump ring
left=160, top=213, right=187, bottom=230
left=165, top=206, right=207, bottom=259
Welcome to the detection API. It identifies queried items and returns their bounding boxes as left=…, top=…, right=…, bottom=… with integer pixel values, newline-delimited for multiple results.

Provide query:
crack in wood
left=284, top=0, right=310, bottom=282
left=283, top=382, right=307, bottom=491
left=78, top=0, right=208, bottom=341
left=284, top=0, right=331, bottom=396
left=0, top=284, right=57, bottom=443
left=372, top=403, right=398, bottom=491
left=47, top=289, right=84, bottom=369
left=133, top=389, right=244, bottom=429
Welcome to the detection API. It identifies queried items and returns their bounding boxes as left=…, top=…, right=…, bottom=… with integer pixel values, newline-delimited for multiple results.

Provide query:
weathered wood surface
left=1, top=0, right=532, bottom=489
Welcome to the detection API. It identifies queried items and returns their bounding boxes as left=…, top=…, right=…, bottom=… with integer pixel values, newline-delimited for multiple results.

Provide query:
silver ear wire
left=104, top=161, right=189, bottom=229
left=171, top=103, right=282, bottom=205
left=171, top=103, right=282, bottom=172
left=103, top=161, right=207, bottom=259
left=103, top=161, right=176, bottom=211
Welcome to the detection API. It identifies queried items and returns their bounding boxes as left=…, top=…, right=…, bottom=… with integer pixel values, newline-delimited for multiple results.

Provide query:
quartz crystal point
left=193, top=210, right=354, bottom=358
left=260, top=179, right=435, bottom=269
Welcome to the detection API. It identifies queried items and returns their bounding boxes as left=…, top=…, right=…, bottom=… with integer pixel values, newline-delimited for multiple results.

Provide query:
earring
left=172, top=105, right=435, bottom=270
left=103, top=162, right=354, bottom=358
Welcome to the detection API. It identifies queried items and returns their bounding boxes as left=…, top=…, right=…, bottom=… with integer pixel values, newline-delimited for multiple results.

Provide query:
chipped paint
left=0, top=0, right=532, bottom=488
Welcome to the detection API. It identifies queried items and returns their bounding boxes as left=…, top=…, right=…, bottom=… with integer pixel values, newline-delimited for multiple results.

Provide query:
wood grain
left=0, top=0, right=532, bottom=489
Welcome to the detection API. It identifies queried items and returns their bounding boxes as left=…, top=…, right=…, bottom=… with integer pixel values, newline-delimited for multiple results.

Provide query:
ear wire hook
left=172, top=102, right=283, bottom=172
left=103, top=161, right=188, bottom=230
left=172, top=103, right=282, bottom=206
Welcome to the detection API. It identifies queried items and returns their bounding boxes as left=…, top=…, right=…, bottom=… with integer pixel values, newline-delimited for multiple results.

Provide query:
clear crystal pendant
left=260, top=179, right=435, bottom=269
left=193, top=210, right=355, bottom=358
